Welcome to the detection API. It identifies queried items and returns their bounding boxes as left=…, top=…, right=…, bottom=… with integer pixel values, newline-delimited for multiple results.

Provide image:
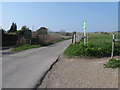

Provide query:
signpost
left=83, top=20, right=86, bottom=45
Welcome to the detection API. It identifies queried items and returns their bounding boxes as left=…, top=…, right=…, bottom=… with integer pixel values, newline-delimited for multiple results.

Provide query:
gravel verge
left=38, top=55, right=118, bottom=88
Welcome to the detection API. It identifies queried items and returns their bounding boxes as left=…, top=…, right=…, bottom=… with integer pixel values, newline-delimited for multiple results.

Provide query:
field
left=64, top=33, right=120, bottom=58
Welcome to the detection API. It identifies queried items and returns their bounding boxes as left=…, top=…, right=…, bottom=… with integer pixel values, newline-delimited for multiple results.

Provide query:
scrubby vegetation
left=1, top=23, right=72, bottom=47
left=104, top=58, right=120, bottom=68
left=64, top=33, right=120, bottom=58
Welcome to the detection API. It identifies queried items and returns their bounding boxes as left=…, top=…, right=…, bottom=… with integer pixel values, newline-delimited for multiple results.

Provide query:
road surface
left=2, top=40, right=71, bottom=88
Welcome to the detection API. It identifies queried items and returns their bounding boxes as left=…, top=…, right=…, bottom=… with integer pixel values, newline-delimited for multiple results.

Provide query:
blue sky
left=2, top=2, right=118, bottom=32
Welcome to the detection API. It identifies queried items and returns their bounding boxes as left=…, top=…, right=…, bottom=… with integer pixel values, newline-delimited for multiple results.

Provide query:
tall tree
left=21, top=25, right=27, bottom=31
left=8, top=23, right=17, bottom=33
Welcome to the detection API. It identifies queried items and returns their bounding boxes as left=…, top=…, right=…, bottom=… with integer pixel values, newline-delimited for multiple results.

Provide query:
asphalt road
left=2, top=40, right=71, bottom=88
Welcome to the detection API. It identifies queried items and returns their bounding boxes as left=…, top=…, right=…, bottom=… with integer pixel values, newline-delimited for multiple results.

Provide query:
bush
left=37, top=35, right=62, bottom=46
left=104, top=58, right=120, bottom=68
left=2, top=33, right=18, bottom=46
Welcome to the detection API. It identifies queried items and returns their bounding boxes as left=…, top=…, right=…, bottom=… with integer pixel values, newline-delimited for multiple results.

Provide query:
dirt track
left=39, top=55, right=119, bottom=88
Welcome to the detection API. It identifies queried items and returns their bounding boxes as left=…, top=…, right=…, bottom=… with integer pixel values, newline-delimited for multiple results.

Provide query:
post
left=72, top=33, right=74, bottom=44
left=73, top=31, right=76, bottom=44
left=87, top=33, right=88, bottom=43
left=73, top=34, right=75, bottom=44
left=75, top=33, right=76, bottom=44
left=84, top=28, right=86, bottom=45
left=111, top=34, right=115, bottom=59
left=83, top=20, right=86, bottom=45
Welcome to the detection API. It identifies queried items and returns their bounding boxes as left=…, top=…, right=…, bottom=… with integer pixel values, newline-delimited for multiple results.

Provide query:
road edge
left=35, top=55, right=60, bottom=89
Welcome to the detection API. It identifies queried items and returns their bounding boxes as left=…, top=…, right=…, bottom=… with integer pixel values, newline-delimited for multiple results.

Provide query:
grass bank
left=12, top=38, right=71, bottom=51
left=104, top=58, right=120, bottom=68
left=11, top=44, right=41, bottom=51
left=64, top=33, right=120, bottom=58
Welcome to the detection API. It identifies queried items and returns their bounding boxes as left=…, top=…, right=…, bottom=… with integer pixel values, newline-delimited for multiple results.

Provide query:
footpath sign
left=83, top=20, right=86, bottom=45
left=83, top=20, right=86, bottom=29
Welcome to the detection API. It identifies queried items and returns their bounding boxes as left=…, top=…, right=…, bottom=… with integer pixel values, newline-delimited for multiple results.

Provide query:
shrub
left=37, top=35, right=62, bottom=46
left=2, top=33, right=18, bottom=46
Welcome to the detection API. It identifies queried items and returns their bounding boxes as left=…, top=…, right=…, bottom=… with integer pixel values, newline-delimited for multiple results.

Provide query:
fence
left=72, top=32, right=88, bottom=44
left=111, top=34, right=120, bottom=59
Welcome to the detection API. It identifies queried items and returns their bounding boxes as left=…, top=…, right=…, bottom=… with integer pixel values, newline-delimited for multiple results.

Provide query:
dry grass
left=38, top=35, right=62, bottom=45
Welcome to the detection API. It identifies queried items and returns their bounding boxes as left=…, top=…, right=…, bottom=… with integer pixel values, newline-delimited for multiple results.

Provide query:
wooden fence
left=111, top=34, right=120, bottom=59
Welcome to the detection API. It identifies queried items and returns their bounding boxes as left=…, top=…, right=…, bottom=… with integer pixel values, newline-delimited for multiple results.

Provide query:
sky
left=1, top=2, right=118, bottom=32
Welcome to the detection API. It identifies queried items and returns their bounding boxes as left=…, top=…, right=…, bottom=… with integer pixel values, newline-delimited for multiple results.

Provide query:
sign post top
left=83, top=20, right=86, bottom=29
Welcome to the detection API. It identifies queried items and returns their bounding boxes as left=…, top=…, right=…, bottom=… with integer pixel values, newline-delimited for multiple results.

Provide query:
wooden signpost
left=72, top=20, right=88, bottom=44
left=83, top=20, right=87, bottom=45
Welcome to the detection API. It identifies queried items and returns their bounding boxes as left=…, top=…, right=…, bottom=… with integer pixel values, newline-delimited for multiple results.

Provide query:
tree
left=8, top=23, right=17, bottom=33
left=21, top=25, right=27, bottom=31
left=0, top=29, right=5, bottom=35
left=16, top=25, right=31, bottom=36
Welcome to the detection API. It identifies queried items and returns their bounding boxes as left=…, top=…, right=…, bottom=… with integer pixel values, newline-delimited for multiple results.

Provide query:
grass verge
left=11, top=44, right=41, bottom=51
left=11, top=38, right=71, bottom=51
left=104, top=58, right=120, bottom=68
left=64, top=33, right=120, bottom=58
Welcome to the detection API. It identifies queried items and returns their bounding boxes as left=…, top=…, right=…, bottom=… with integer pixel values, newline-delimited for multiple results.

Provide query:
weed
left=104, top=58, right=120, bottom=68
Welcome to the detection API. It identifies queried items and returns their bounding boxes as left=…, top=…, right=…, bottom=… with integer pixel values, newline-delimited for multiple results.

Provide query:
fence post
left=72, top=31, right=76, bottom=44
left=75, top=33, right=76, bottom=44
left=72, top=34, right=74, bottom=44
left=84, top=28, right=86, bottom=45
left=111, top=34, right=115, bottom=59
left=87, top=33, right=88, bottom=43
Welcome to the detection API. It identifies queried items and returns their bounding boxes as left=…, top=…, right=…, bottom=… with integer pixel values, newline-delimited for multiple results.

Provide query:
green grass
left=11, top=44, right=41, bottom=51
left=64, top=33, right=120, bottom=58
left=104, top=58, right=120, bottom=68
